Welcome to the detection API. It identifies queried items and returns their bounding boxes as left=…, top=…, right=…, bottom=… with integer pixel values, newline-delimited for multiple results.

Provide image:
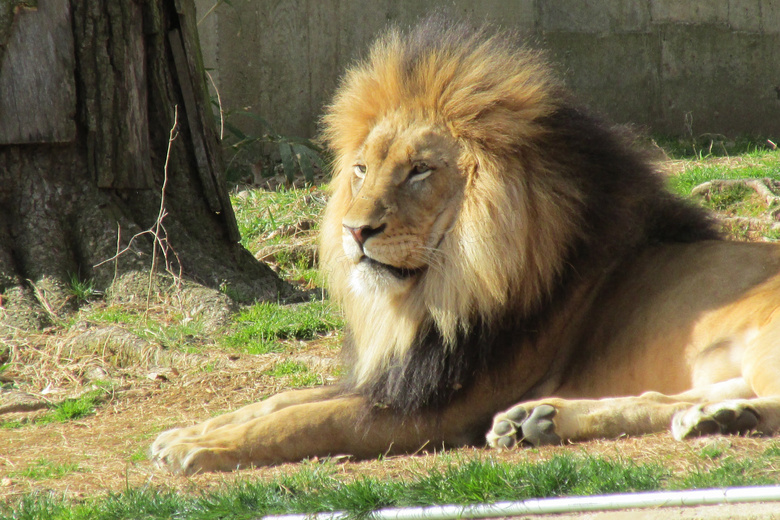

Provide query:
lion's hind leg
left=674, top=316, right=780, bottom=440
left=671, top=399, right=768, bottom=440
left=673, top=326, right=780, bottom=440
left=486, top=378, right=757, bottom=448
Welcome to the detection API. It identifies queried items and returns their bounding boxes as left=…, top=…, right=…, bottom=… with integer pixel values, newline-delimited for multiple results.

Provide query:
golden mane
left=319, top=19, right=716, bottom=408
left=152, top=21, right=763, bottom=476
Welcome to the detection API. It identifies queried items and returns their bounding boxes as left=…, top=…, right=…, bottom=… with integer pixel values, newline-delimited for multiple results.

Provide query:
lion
left=151, top=19, right=780, bottom=474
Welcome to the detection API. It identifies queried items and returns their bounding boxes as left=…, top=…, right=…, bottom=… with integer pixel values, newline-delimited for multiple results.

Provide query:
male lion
left=151, top=20, right=780, bottom=474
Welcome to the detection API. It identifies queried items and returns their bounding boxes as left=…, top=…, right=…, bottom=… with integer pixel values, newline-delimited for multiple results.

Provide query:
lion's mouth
left=360, top=257, right=425, bottom=279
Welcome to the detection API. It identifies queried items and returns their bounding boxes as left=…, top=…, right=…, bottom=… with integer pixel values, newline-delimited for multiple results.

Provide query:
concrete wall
left=195, top=0, right=780, bottom=139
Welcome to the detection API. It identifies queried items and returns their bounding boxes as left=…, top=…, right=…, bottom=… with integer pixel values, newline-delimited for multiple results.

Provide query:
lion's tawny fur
left=321, top=23, right=580, bottom=393
left=320, top=20, right=716, bottom=409
left=150, top=19, right=780, bottom=475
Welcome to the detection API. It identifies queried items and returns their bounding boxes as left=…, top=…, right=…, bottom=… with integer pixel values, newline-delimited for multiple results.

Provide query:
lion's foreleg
left=151, top=394, right=456, bottom=474
left=150, top=386, right=339, bottom=463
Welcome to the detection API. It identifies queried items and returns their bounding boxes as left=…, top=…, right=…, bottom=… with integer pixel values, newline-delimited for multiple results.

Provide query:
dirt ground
left=3, top=331, right=780, bottom=509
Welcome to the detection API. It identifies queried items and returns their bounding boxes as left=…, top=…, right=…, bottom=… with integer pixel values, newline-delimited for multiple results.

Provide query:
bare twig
left=146, top=105, right=183, bottom=312
left=197, top=0, right=225, bottom=25
left=205, top=70, right=224, bottom=140
left=93, top=106, right=183, bottom=312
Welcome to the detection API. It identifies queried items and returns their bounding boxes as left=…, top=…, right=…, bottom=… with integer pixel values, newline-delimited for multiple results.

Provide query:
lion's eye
left=353, top=164, right=367, bottom=179
left=408, top=163, right=432, bottom=183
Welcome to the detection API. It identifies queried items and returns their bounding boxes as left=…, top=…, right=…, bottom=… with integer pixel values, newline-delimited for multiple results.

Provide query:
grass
left=222, top=299, right=342, bottom=354
left=6, top=452, right=780, bottom=520
left=68, top=273, right=97, bottom=303
left=1, top=388, right=110, bottom=429
left=9, top=459, right=84, bottom=481
left=675, top=456, right=777, bottom=489
left=82, top=306, right=143, bottom=326
left=230, top=186, right=325, bottom=286
left=264, top=360, right=322, bottom=387
left=128, top=450, right=147, bottom=463
left=133, top=320, right=209, bottom=352
left=665, top=154, right=780, bottom=197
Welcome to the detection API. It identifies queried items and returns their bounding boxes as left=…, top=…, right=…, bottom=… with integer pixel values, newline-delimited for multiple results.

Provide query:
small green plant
left=84, top=306, right=141, bottom=325
left=698, top=443, right=726, bottom=460
left=0, top=418, right=27, bottom=429
left=763, top=443, right=780, bottom=457
left=33, top=388, right=111, bottom=426
left=68, top=273, right=97, bottom=302
left=764, top=228, right=780, bottom=242
left=49, top=392, right=103, bottom=422
left=223, top=111, right=326, bottom=183
left=10, top=458, right=83, bottom=481
left=264, top=360, right=322, bottom=388
left=129, top=449, right=147, bottom=463
left=199, top=361, right=217, bottom=373
left=134, top=320, right=208, bottom=352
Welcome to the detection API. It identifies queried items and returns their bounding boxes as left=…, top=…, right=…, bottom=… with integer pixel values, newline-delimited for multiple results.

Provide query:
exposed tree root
left=690, top=177, right=780, bottom=232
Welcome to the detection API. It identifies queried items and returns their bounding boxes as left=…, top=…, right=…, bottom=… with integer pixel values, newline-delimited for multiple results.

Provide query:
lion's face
left=340, top=117, right=466, bottom=293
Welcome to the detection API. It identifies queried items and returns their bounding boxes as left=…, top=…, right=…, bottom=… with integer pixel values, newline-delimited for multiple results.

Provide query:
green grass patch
left=231, top=187, right=323, bottom=250
left=37, top=389, right=107, bottom=424
left=83, top=306, right=143, bottom=325
left=80, top=305, right=210, bottom=353
left=264, top=360, right=322, bottom=387
left=10, top=458, right=84, bottom=481
left=1, top=388, right=111, bottom=429
left=674, top=457, right=777, bottom=489
left=763, top=442, right=780, bottom=457
left=128, top=449, right=147, bottom=463
left=133, top=320, right=209, bottom=352
left=230, top=187, right=325, bottom=286
left=0, top=418, right=28, bottom=429
left=223, top=300, right=342, bottom=354
left=68, top=273, right=97, bottom=303
left=6, top=450, right=780, bottom=519
left=0, top=455, right=670, bottom=519
left=667, top=155, right=780, bottom=197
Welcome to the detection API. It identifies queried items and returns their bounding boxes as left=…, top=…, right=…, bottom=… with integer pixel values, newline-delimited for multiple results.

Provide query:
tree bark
left=0, top=0, right=292, bottom=331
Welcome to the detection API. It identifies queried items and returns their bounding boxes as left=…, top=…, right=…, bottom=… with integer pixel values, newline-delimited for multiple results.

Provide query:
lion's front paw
left=486, top=403, right=562, bottom=449
left=149, top=427, right=187, bottom=461
left=150, top=427, right=240, bottom=475
left=672, top=401, right=759, bottom=440
left=152, top=441, right=239, bottom=475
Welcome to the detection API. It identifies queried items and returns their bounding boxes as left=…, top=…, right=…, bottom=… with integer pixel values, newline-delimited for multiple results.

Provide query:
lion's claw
left=486, top=403, right=562, bottom=449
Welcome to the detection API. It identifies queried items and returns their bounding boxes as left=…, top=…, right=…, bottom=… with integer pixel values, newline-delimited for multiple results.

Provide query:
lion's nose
left=343, top=224, right=385, bottom=249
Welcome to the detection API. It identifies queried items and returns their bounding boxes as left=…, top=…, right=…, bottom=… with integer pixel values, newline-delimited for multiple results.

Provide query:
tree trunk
left=0, top=0, right=292, bottom=331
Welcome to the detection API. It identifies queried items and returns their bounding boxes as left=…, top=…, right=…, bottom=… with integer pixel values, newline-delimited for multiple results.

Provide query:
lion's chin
left=348, top=257, right=424, bottom=295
